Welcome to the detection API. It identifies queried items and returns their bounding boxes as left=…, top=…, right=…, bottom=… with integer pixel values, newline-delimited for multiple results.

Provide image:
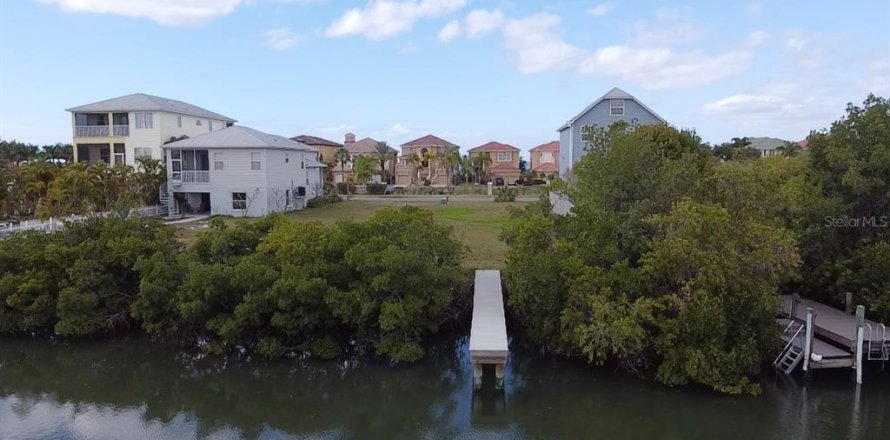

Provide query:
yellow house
left=66, top=93, right=235, bottom=166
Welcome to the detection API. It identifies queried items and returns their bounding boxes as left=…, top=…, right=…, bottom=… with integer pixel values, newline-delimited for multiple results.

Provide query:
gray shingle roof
left=66, top=93, right=236, bottom=122
left=747, top=137, right=789, bottom=151
left=291, top=135, right=343, bottom=148
left=161, top=126, right=313, bottom=151
left=557, top=87, right=666, bottom=131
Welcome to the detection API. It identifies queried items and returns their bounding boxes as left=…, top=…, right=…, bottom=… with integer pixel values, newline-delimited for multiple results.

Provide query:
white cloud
left=654, top=6, right=688, bottom=22
left=580, top=46, right=751, bottom=89
left=389, top=123, right=411, bottom=135
left=438, top=20, right=462, bottom=42
left=463, top=9, right=504, bottom=38
left=586, top=3, right=613, bottom=17
left=741, top=30, right=768, bottom=48
left=264, top=27, right=301, bottom=50
left=315, top=124, right=356, bottom=134
left=36, top=0, right=243, bottom=25
left=502, top=13, right=583, bottom=73
left=746, top=2, right=762, bottom=16
left=325, top=0, right=467, bottom=40
left=784, top=29, right=809, bottom=51
left=632, top=20, right=703, bottom=45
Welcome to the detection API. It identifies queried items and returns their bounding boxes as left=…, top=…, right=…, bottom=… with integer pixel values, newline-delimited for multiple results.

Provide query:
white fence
left=0, top=205, right=164, bottom=239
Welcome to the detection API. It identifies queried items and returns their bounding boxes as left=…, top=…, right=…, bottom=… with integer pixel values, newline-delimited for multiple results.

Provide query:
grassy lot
left=175, top=199, right=528, bottom=269
left=287, top=199, right=527, bottom=269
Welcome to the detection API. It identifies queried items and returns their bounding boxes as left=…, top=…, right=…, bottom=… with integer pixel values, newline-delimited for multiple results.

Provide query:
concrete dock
left=469, top=270, right=509, bottom=390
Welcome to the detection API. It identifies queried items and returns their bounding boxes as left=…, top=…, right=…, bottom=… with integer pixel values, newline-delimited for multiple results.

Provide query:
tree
left=352, top=154, right=374, bottom=184
left=373, top=141, right=395, bottom=183
left=406, top=153, right=421, bottom=185
left=421, top=148, right=438, bottom=181
left=440, top=146, right=460, bottom=188
left=711, top=137, right=759, bottom=161
left=519, top=156, right=528, bottom=173
left=334, top=147, right=351, bottom=198
left=776, top=141, right=802, bottom=157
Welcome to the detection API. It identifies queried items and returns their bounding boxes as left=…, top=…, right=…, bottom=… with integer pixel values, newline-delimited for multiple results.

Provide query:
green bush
left=366, top=183, right=387, bottom=195
left=0, top=216, right=178, bottom=336
left=135, top=206, right=465, bottom=362
left=335, top=182, right=354, bottom=195
left=306, top=194, right=342, bottom=208
left=494, top=187, right=517, bottom=202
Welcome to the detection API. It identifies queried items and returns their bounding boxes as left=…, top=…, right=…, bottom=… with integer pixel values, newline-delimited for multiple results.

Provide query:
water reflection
left=0, top=337, right=887, bottom=440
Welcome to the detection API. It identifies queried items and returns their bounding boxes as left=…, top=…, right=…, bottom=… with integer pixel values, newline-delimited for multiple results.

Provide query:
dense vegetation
left=502, top=95, right=889, bottom=394
left=0, top=207, right=467, bottom=362
left=0, top=140, right=166, bottom=219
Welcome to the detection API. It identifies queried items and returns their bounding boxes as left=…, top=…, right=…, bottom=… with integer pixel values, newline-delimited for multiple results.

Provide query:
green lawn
left=285, top=200, right=527, bottom=269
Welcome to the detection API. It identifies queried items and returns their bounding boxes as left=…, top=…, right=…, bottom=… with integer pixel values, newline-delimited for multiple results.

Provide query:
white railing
left=75, top=125, right=109, bottom=137
left=180, top=171, right=210, bottom=184
left=0, top=205, right=164, bottom=239
left=113, top=125, right=130, bottom=137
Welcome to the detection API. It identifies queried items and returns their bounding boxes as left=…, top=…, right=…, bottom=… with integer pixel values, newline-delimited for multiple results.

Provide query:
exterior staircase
left=774, top=320, right=807, bottom=374
left=866, top=323, right=889, bottom=361
left=158, top=185, right=180, bottom=218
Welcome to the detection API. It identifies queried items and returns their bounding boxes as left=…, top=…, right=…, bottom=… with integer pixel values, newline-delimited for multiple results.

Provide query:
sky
left=0, top=0, right=888, bottom=156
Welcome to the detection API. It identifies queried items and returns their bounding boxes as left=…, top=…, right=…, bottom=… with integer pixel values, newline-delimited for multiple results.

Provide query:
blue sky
left=0, top=0, right=887, bottom=155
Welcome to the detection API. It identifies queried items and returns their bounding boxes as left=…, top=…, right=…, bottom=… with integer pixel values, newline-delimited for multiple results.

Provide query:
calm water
left=0, top=337, right=887, bottom=440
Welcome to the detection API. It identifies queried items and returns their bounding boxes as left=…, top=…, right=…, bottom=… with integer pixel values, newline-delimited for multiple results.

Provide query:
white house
left=162, top=126, right=324, bottom=217
left=66, top=93, right=236, bottom=166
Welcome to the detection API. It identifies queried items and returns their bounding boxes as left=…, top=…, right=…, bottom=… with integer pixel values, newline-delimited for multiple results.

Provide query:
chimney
left=345, top=133, right=356, bottom=144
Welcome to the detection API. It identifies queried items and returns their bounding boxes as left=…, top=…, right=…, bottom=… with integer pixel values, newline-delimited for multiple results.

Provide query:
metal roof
left=161, top=126, right=314, bottom=151
left=66, top=93, right=236, bottom=122
left=291, top=135, right=343, bottom=148
left=557, top=87, right=666, bottom=131
left=305, top=158, right=327, bottom=168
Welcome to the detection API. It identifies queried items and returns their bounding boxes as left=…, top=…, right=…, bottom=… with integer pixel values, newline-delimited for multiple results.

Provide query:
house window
left=301, top=160, right=304, bottom=169
left=541, top=152, right=554, bottom=163
left=209, top=121, right=213, bottom=131
left=497, top=152, right=511, bottom=162
left=251, top=152, right=261, bottom=170
left=134, top=112, right=153, bottom=129
left=214, top=152, right=224, bottom=170
left=232, top=192, right=247, bottom=210
left=113, top=143, right=126, bottom=165
left=177, top=115, right=182, bottom=127
left=610, top=99, right=625, bottom=116
left=134, top=148, right=152, bottom=158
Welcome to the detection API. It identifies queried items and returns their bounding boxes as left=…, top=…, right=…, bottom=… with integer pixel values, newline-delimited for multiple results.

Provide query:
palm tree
left=440, top=146, right=460, bottom=188
left=373, top=141, right=395, bottom=183
left=352, top=155, right=373, bottom=184
left=461, top=154, right=472, bottom=184
left=334, top=147, right=351, bottom=199
left=777, top=141, right=801, bottom=158
left=406, top=153, right=421, bottom=185
left=421, top=148, right=438, bottom=181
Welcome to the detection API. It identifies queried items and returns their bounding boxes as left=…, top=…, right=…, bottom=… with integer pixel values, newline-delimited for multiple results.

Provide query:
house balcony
left=75, top=125, right=109, bottom=137
left=172, top=170, right=210, bottom=185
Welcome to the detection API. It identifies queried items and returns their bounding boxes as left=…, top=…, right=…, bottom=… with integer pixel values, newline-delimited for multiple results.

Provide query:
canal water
left=0, top=337, right=887, bottom=440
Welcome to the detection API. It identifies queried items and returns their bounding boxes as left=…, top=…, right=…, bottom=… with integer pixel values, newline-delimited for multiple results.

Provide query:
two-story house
left=396, top=134, right=458, bottom=186
left=558, top=87, right=666, bottom=176
left=468, top=141, right=521, bottom=185
left=66, top=93, right=235, bottom=166
left=529, top=141, right=559, bottom=177
left=161, top=126, right=323, bottom=217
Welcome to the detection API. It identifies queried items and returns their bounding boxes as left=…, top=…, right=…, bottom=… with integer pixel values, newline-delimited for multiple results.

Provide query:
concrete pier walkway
left=469, top=270, right=509, bottom=390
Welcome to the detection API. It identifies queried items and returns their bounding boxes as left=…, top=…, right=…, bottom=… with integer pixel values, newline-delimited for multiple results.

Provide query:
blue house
left=557, top=87, right=667, bottom=176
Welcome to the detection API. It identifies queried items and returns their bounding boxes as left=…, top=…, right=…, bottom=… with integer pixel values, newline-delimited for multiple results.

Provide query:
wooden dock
left=782, top=295, right=884, bottom=348
left=469, top=270, right=509, bottom=390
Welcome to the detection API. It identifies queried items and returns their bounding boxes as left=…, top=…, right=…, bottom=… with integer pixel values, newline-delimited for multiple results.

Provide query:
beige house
left=290, top=135, right=342, bottom=164
left=396, top=134, right=458, bottom=186
left=66, top=93, right=235, bottom=166
left=328, top=133, right=397, bottom=184
left=469, top=141, right=521, bottom=184
left=529, top=141, right=559, bottom=176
